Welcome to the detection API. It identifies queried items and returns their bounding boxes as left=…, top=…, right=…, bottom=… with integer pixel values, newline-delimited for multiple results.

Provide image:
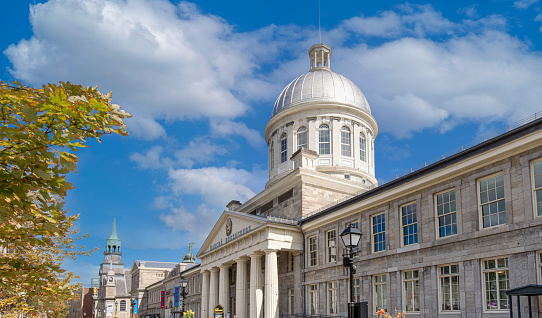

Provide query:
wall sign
left=210, top=225, right=252, bottom=252
left=225, top=218, right=233, bottom=236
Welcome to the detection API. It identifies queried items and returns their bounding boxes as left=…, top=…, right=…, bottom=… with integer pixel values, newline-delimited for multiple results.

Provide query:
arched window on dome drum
left=297, top=127, right=307, bottom=150
left=270, top=142, right=275, bottom=170
left=319, top=125, right=330, bottom=155
left=360, top=133, right=366, bottom=162
left=120, top=300, right=127, bottom=311
left=280, top=133, right=287, bottom=163
left=341, top=126, right=351, bottom=157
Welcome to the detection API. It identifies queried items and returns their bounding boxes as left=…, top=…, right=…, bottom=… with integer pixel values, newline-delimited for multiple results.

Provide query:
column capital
left=209, top=267, right=220, bottom=273
left=263, top=249, right=278, bottom=254
left=219, top=263, right=230, bottom=270
left=236, top=256, right=250, bottom=263
left=249, top=252, right=264, bottom=258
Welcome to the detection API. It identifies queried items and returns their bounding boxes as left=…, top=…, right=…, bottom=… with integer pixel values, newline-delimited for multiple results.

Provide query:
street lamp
left=180, top=278, right=189, bottom=315
left=340, top=224, right=363, bottom=318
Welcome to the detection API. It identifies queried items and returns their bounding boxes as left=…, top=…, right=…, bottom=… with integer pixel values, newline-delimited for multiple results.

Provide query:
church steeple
left=105, top=218, right=121, bottom=255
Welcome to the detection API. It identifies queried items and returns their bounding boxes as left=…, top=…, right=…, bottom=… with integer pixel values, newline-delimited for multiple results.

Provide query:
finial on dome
left=309, top=43, right=331, bottom=71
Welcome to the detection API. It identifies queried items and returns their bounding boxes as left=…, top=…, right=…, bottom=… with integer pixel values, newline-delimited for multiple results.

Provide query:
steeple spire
left=105, top=218, right=121, bottom=254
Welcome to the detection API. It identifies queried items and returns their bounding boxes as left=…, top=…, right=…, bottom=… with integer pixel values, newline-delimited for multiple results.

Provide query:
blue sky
left=2, top=0, right=542, bottom=286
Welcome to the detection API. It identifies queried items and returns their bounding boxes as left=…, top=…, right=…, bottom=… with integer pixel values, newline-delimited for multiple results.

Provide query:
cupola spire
left=105, top=218, right=121, bottom=254
left=309, top=43, right=331, bottom=71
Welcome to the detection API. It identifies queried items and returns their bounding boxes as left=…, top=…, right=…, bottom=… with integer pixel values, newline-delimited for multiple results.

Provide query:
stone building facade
left=177, top=43, right=542, bottom=318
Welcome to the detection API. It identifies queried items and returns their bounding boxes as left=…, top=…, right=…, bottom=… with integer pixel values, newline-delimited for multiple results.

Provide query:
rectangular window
left=436, top=189, right=458, bottom=238
left=403, top=270, right=420, bottom=312
left=360, top=135, right=366, bottom=162
left=326, top=229, right=337, bottom=263
left=289, top=288, right=295, bottom=315
left=479, top=173, right=506, bottom=228
left=439, top=264, right=460, bottom=311
left=353, top=277, right=361, bottom=303
left=327, top=281, right=338, bottom=314
left=539, top=252, right=542, bottom=284
left=483, top=257, right=509, bottom=310
left=341, top=127, right=351, bottom=156
left=401, top=203, right=418, bottom=246
left=288, top=252, right=295, bottom=272
left=319, top=125, right=330, bottom=155
left=309, top=284, right=318, bottom=315
left=532, top=159, right=542, bottom=217
left=309, top=236, right=317, bottom=267
left=374, top=274, right=387, bottom=312
left=280, top=134, right=287, bottom=163
left=372, top=213, right=386, bottom=252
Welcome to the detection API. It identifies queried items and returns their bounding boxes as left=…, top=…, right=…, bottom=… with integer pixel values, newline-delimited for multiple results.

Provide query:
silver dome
left=272, top=69, right=371, bottom=118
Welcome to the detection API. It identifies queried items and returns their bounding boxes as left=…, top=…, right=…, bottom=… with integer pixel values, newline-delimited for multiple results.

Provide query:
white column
left=219, top=264, right=230, bottom=314
left=236, top=257, right=248, bottom=318
left=209, top=268, right=219, bottom=318
left=264, top=249, right=279, bottom=318
left=201, top=270, right=210, bottom=318
left=249, top=253, right=263, bottom=318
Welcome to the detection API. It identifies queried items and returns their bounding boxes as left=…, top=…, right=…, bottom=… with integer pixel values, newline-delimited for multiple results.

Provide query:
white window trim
left=371, top=212, right=386, bottom=253
left=477, top=171, right=506, bottom=230
left=318, top=124, right=331, bottom=156
left=326, top=229, right=337, bottom=263
left=373, top=274, right=387, bottom=312
left=402, top=269, right=420, bottom=313
left=400, top=201, right=418, bottom=247
left=434, top=188, right=458, bottom=240
left=531, top=158, right=542, bottom=218
left=481, top=256, right=510, bottom=312
left=308, top=284, right=318, bottom=315
left=288, top=288, right=295, bottom=315
left=327, top=281, right=338, bottom=315
left=437, top=263, right=461, bottom=312
left=280, top=133, right=288, bottom=164
left=340, top=126, right=351, bottom=157
left=308, top=235, right=318, bottom=267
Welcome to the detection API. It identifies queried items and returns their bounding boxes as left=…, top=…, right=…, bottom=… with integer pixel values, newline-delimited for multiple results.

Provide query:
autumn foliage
left=0, top=81, right=131, bottom=317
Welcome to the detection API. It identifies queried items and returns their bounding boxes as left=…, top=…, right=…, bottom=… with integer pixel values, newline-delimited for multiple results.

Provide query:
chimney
left=226, top=200, right=242, bottom=211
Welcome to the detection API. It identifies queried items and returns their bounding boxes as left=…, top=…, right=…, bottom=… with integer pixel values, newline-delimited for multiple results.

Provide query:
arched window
left=297, top=127, right=307, bottom=150
left=319, top=124, right=330, bottom=155
left=120, top=300, right=127, bottom=311
left=360, top=133, right=366, bottom=162
left=341, top=126, right=351, bottom=156
left=270, top=142, right=275, bottom=170
left=280, top=133, right=287, bottom=163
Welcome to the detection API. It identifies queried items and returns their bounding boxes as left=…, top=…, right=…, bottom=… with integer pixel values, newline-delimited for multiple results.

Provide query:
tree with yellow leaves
left=0, top=80, right=131, bottom=317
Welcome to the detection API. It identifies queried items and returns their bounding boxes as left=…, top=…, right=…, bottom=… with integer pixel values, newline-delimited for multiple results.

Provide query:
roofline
left=300, top=116, right=542, bottom=225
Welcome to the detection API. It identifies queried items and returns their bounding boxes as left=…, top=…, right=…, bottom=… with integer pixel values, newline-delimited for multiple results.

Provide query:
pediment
left=196, top=211, right=268, bottom=258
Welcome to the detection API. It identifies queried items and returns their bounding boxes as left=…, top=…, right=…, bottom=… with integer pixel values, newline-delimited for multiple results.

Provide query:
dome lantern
left=309, top=43, right=331, bottom=71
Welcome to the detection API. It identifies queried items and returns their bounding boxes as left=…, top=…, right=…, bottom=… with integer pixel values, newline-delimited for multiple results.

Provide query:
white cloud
left=210, top=119, right=265, bottom=148
left=159, top=204, right=219, bottom=242
left=62, top=258, right=100, bottom=286
left=167, top=166, right=258, bottom=206
left=536, top=14, right=542, bottom=21
left=173, top=138, right=228, bottom=168
left=513, top=0, right=539, bottom=9
left=130, top=145, right=168, bottom=170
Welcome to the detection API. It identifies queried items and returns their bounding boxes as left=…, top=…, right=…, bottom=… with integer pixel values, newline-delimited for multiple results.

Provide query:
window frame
left=326, top=229, right=337, bottom=263
left=297, top=126, right=307, bottom=151
left=400, top=202, right=418, bottom=247
left=120, top=300, right=127, bottom=311
left=402, top=269, right=420, bottom=312
left=270, top=142, right=274, bottom=171
left=482, top=256, right=510, bottom=312
left=435, top=188, right=458, bottom=239
left=477, top=171, right=506, bottom=229
left=531, top=158, right=542, bottom=218
left=308, top=235, right=317, bottom=267
left=438, top=264, right=460, bottom=312
left=318, top=124, right=331, bottom=155
left=289, top=288, right=295, bottom=315
left=353, top=277, right=361, bottom=303
left=280, top=133, right=288, bottom=163
left=340, top=126, right=351, bottom=157
left=374, top=274, right=387, bottom=312
left=309, top=284, right=318, bottom=315
left=360, top=133, right=366, bottom=162
left=327, top=281, right=338, bottom=315
left=288, top=251, right=295, bottom=272
left=371, top=212, right=386, bottom=253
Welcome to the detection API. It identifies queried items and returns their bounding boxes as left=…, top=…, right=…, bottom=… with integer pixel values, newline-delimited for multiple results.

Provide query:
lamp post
left=180, top=278, right=189, bottom=315
left=340, top=224, right=363, bottom=318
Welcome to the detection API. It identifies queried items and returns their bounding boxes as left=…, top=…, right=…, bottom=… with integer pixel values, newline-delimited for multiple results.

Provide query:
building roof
left=133, top=260, right=178, bottom=269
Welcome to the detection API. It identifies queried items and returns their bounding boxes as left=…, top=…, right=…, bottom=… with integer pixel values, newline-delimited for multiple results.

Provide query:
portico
left=197, top=211, right=303, bottom=318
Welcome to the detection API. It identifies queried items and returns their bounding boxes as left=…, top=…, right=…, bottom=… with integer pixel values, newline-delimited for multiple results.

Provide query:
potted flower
left=376, top=308, right=406, bottom=318
left=183, top=310, right=195, bottom=318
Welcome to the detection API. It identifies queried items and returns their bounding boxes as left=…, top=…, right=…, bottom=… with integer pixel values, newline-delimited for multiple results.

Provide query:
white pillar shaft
left=219, top=265, right=230, bottom=314
left=264, top=250, right=279, bottom=318
left=209, top=269, right=219, bottom=318
left=250, top=254, right=263, bottom=318
left=236, top=259, right=248, bottom=318
left=201, top=271, right=210, bottom=318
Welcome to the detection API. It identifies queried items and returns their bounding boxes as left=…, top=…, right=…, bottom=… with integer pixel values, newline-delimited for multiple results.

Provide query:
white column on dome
left=249, top=253, right=263, bottom=318
left=219, top=264, right=230, bottom=314
left=236, top=258, right=248, bottom=318
left=209, top=268, right=219, bottom=317
left=264, top=249, right=279, bottom=318
left=201, top=270, right=210, bottom=318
